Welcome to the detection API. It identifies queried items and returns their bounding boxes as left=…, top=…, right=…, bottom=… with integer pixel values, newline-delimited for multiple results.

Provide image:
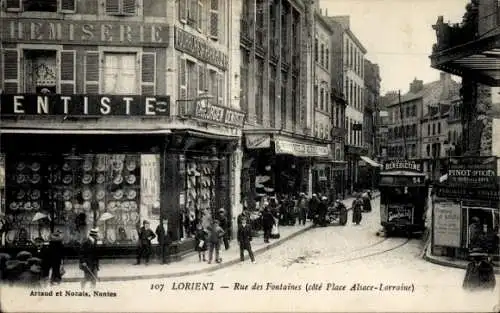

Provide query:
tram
left=379, top=159, right=429, bottom=237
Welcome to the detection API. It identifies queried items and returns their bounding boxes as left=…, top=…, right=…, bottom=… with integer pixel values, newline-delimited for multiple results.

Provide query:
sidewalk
left=423, top=245, right=500, bottom=274
left=62, top=196, right=360, bottom=282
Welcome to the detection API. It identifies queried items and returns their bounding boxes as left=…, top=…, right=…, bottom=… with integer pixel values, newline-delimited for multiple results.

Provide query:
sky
left=320, top=0, right=469, bottom=95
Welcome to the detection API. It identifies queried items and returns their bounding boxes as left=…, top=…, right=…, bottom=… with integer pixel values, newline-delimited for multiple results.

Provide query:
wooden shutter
left=60, top=0, right=76, bottom=13
left=85, top=51, right=100, bottom=94
left=217, top=72, right=224, bottom=106
left=106, top=0, right=120, bottom=14
left=179, top=0, right=187, bottom=23
left=6, top=0, right=21, bottom=10
left=188, top=0, right=198, bottom=27
left=3, top=49, right=19, bottom=93
left=59, top=50, right=76, bottom=94
left=178, top=56, right=187, bottom=102
left=122, top=0, right=136, bottom=15
left=141, top=52, right=156, bottom=95
left=209, top=0, right=219, bottom=40
left=198, top=64, right=206, bottom=93
left=197, top=1, right=203, bottom=31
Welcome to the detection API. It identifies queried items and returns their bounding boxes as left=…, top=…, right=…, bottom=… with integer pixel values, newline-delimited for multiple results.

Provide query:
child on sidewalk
left=194, top=223, right=207, bottom=262
left=238, top=217, right=255, bottom=263
left=207, top=220, right=224, bottom=264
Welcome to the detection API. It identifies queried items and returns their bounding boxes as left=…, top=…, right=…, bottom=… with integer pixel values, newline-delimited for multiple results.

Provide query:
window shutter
left=3, top=49, right=19, bottom=93
left=60, top=0, right=76, bottom=12
left=209, top=0, right=219, bottom=40
left=198, top=64, right=206, bottom=93
left=197, top=1, right=203, bottom=31
left=123, top=0, right=136, bottom=15
left=85, top=51, right=100, bottom=94
left=59, top=50, right=76, bottom=94
left=188, top=0, right=198, bottom=27
left=141, top=52, right=156, bottom=95
left=217, top=72, right=224, bottom=106
left=178, top=56, right=187, bottom=101
left=6, top=0, right=21, bottom=10
left=179, top=0, right=187, bottom=23
left=106, top=0, right=120, bottom=14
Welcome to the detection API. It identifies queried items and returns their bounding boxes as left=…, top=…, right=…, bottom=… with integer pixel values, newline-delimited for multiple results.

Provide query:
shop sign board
left=387, top=204, right=414, bottom=224
left=0, top=94, right=170, bottom=116
left=274, top=138, right=330, bottom=158
left=433, top=202, right=461, bottom=248
left=2, top=18, right=168, bottom=46
left=174, top=27, right=228, bottom=70
left=447, top=156, right=498, bottom=187
left=245, top=135, right=271, bottom=149
left=190, top=99, right=245, bottom=127
left=382, top=159, right=423, bottom=173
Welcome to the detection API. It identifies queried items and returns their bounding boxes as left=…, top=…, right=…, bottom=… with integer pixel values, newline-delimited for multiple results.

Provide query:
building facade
left=0, top=0, right=244, bottom=256
left=327, top=15, right=367, bottom=194
left=239, top=0, right=333, bottom=209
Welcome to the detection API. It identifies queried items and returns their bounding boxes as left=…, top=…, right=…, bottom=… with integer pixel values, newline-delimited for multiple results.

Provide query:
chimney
left=439, top=72, right=452, bottom=99
left=325, top=8, right=328, bottom=16
left=409, top=78, right=423, bottom=93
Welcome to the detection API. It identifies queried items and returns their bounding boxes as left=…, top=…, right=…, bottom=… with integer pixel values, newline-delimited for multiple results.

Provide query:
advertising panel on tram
left=379, top=159, right=428, bottom=236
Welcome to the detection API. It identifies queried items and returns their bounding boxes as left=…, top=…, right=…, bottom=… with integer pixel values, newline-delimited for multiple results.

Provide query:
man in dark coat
left=463, top=249, right=496, bottom=291
left=79, top=228, right=99, bottom=289
left=308, top=194, right=319, bottom=222
left=238, top=217, right=255, bottom=263
left=135, top=220, right=156, bottom=265
left=218, top=208, right=230, bottom=250
left=352, top=195, right=363, bottom=225
left=46, top=231, right=64, bottom=285
left=261, top=207, right=274, bottom=243
left=155, top=220, right=172, bottom=264
left=237, top=207, right=250, bottom=228
left=317, top=196, right=328, bottom=227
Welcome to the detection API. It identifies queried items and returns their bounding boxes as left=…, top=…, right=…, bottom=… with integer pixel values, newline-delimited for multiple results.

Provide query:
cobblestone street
left=2, top=198, right=499, bottom=312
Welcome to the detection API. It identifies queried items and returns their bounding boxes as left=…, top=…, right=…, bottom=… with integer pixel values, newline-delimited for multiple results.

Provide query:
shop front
left=241, top=133, right=331, bottom=208
left=345, top=145, right=369, bottom=194
left=433, top=156, right=500, bottom=260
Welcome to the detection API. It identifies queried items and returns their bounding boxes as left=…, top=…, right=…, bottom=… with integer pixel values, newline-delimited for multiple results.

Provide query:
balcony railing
left=432, top=2, right=478, bottom=53
left=240, top=18, right=254, bottom=46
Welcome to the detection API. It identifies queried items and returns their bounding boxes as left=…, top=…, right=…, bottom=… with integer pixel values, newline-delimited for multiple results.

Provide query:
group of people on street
left=193, top=208, right=230, bottom=264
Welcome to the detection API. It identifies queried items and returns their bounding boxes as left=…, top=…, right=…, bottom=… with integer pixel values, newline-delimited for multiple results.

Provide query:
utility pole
left=398, top=90, right=408, bottom=159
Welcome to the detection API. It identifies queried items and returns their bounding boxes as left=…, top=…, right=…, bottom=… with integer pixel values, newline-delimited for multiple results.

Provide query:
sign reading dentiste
left=0, top=94, right=170, bottom=116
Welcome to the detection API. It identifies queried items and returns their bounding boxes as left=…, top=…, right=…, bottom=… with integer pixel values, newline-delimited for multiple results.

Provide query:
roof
left=387, top=78, right=460, bottom=108
left=325, top=16, right=367, bottom=53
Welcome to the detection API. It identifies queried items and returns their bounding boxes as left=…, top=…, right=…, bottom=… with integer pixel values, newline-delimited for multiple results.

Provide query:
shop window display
left=1, top=153, right=160, bottom=247
left=183, top=157, right=218, bottom=238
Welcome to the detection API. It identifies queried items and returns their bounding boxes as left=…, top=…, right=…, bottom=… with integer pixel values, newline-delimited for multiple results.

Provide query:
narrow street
left=2, top=198, right=499, bottom=312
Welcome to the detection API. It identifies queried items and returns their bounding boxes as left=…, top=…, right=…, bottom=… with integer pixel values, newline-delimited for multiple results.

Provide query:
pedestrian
left=463, top=248, right=496, bottom=291
left=135, top=220, right=156, bottom=265
left=362, top=191, right=372, bottom=212
left=155, top=219, right=172, bottom=265
left=297, top=193, right=308, bottom=225
left=32, top=237, right=50, bottom=284
left=218, top=208, right=230, bottom=250
left=262, top=207, right=274, bottom=243
left=238, top=217, right=255, bottom=263
left=0, top=252, right=11, bottom=282
left=194, top=223, right=207, bottom=262
left=352, top=195, right=363, bottom=225
left=207, top=219, right=224, bottom=264
left=317, top=196, right=328, bottom=227
left=46, top=230, right=64, bottom=285
left=237, top=207, right=250, bottom=228
left=468, top=217, right=483, bottom=249
left=308, top=194, right=319, bottom=222
left=79, top=228, right=99, bottom=289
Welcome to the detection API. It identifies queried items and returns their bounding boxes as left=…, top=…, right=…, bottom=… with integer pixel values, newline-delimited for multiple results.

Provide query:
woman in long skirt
left=352, top=196, right=363, bottom=225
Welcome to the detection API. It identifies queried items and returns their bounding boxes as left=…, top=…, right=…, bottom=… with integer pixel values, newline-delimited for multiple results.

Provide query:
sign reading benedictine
left=190, top=99, right=245, bottom=127
left=274, top=137, right=330, bottom=158
left=2, top=19, right=168, bottom=46
left=0, top=94, right=170, bottom=116
left=382, top=159, right=423, bottom=172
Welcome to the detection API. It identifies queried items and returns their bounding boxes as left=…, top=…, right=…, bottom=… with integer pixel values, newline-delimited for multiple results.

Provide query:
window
left=437, top=122, right=441, bottom=134
left=106, top=0, right=136, bottom=16
left=314, top=85, right=318, bottom=109
left=209, top=0, right=219, bottom=40
left=325, top=48, right=329, bottom=69
left=335, top=107, right=340, bottom=127
left=240, top=50, right=249, bottom=112
left=186, top=60, right=198, bottom=100
left=314, top=38, right=319, bottom=62
left=427, top=124, right=430, bottom=136
left=292, top=76, right=298, bottom=125
left=6, top=0, right=76, bottom=12
left=432, top=123, right=436, bottom=135
left=269, top=65, right=276, bottom=128
left=255, top=58, right=264, bottom=124
left=320, top=43, right=324, bottom=66
left=103, top=53, right=137, bottom=94
left=320, top=88, right=324, bottom=111
left=23, top=50, right=58, bottom=93
left=281, top=71, right=287, bottom=129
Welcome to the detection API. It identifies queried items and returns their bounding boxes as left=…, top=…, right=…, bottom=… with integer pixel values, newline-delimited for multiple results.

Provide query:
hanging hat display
left=82, top=174, right=93, bottom=185
left=82, top=188, right=93, bottom=201
left=108, top=201, right=119, bottom=212
left=31, top=202, right=40, bottom=212
left=106, top=228, right=116, bottom=243
left=30, top=174, right=41, bottom=184
left=126, top=190, right=137, bottom=200
left=130, top=212, right=139, bottom=223
left=16, top=190, right=25, bottom=200
left=126, top=174, right=136, bottom=185
left=126, top=160, right=137, bottom=171
left=62, top=175, right=72, bottom=185
left=31, top=162, right=41, bottom=172
left=82, top=160, right=93, bottom=172
left=112, top=160, right=123, bottom=171
left=16, top=174, right=26, bottom=184
left=23, top=202, right=32, bottom=211
left=113, top=189, right=124, bottom=200
left=9, top=202, right=19, bottom=211
left=64, top=201, right=73, bottom=211
left=98, top=212, right=114, bottom=222
left=62, top=163, right=71, bottom=172
left=96, top=161, right=106, bottom=172
left=63, top=190, right=72, bottom=201
left=129, top=202, right=138, bottom=211
left=98, top=201, right=106, bottom=211
left=96, top=189, right=105, bottom=200
left=30, top=189, right=41, bottom=200
left=82, top=201, right=91, bottom=211
left=113, top=175, right=123, bottom=185
left=16, top=162, right=26, bottom=171
left=96, top=173, right=105, bottom=184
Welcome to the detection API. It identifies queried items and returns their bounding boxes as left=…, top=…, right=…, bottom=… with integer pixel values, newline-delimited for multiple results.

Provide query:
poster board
left=433, top=201, right=461, bottom=247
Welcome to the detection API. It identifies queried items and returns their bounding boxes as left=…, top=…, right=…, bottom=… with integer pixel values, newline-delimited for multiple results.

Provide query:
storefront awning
left=360, top=156, right=382, bottom=167
left=0, top=128, right=172, bottom=135
left=274, top=136, right=330, bottom=158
